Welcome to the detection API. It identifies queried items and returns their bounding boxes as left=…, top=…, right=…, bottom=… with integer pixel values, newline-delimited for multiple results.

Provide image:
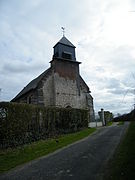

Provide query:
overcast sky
left=0, top=0, right=135, bottom=115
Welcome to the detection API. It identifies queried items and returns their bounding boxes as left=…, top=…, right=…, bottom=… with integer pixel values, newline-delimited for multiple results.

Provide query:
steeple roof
left=54, top=36, right=76, bottom=48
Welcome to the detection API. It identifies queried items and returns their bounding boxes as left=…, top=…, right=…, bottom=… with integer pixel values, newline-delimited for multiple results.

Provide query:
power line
left=121, top=89, right=129, bottom=104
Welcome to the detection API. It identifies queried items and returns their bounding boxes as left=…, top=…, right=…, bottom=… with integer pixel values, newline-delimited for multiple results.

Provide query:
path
left=0, top=122, right=129, bottom=180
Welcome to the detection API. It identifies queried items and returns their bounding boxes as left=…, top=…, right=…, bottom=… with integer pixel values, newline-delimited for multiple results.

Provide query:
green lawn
left=0, top=128, right=96, bottom=173
left=105, top=121, right=135, bottom=180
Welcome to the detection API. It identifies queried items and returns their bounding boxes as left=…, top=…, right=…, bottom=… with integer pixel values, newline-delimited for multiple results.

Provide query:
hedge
left=113, top=109, right=135, bottom=122
left=0, top=102, right=89, bottom=148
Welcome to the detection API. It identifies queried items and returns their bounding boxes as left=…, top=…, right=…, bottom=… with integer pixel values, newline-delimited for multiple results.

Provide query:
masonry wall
left=77, top=80, right=89, bottom=109
left=42, top=72, right=54, bottom=106
left=15, top=90, right=38, bottom=105
left=54, top=73, right=78, bottom=108
left=52, top=59, right=93, bottom=111
left=54, top=72, right=92, bottom=109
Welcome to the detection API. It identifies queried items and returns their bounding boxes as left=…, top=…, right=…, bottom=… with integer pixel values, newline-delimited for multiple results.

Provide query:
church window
left=66, top=105, right=72, bottom=108
left=62, top=51, right=72, bottom=59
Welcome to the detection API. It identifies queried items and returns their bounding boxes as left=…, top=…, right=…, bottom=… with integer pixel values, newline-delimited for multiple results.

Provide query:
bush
left=113, top=110, right=135, bottom=122
left=0, top=102, right=89, bottom=148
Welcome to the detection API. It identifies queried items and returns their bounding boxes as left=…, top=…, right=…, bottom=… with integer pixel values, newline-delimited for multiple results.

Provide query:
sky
left=0, top=0, right=135, bottom=115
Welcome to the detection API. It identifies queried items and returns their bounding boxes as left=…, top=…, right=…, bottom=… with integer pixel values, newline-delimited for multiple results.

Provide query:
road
left=0, top=122, right=129, bottom=180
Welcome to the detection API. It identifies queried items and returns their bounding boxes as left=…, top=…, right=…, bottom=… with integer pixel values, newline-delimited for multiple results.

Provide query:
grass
left=0, top=128, right=96, bottom=174
left=105, top=121, right=135, bottom=180
left=107, top=121, right=113, bottom=126
left=117, top=121, right=124, bottom=125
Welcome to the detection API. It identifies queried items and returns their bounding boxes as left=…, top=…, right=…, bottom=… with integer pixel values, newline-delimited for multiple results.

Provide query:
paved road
left=0, top=122, right=129, bottom=180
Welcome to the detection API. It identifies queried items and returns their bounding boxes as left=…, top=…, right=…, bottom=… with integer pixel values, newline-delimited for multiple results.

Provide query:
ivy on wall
left=0, top=102, right=89, bottom=148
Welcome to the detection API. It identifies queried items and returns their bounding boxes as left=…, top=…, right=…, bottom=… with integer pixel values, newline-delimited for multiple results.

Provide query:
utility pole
left=101, top=108, right=105, bottom=126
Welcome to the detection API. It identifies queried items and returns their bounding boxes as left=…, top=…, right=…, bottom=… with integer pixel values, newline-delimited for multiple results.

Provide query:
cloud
left=0, top=0, right=135, bottom=115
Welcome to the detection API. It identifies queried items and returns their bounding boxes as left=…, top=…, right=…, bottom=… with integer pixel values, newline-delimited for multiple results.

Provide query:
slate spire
left=56, top=36, right=76, bottom=48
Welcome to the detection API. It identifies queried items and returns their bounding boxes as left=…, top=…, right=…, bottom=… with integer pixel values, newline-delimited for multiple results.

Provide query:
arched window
left=66, top=105, right=72, bottom=108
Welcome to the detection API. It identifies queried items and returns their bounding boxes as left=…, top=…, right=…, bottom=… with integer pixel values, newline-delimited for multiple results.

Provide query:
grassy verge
left=107, top=121, right=113, bottom=126
left=117, top=121, right=124, bottom=125
left=105, top=121, right=135, bottom=180
left=0, top=128, right=96, bottom=173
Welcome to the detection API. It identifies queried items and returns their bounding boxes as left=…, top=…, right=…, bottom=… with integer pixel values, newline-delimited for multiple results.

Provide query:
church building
left=12, top=35, right=95, bottom=121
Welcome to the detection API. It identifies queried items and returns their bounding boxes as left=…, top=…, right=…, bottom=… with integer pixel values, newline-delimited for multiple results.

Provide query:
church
left=12, top=35, right=95, bottom=121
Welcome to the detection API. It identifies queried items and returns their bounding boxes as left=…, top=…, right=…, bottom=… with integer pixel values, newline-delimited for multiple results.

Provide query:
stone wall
left=42, top=72, right=54, bottom=106
left=54, top=73, right=78, bottom=108
left=15, top=90, right=38, bottom=105
left=54, top=72, right=92, bottom=110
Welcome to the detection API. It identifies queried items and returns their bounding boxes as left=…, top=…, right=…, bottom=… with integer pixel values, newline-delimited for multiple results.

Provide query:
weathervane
left=61, top=27, right=65, bottom=37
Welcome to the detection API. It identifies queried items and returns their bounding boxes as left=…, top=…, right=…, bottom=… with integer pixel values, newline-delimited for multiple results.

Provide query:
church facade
left=12, top=36, right=95, bottom=121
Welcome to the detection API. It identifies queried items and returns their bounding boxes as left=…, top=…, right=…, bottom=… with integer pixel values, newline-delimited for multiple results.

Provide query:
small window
left=62, top=52, right=72, bottom=59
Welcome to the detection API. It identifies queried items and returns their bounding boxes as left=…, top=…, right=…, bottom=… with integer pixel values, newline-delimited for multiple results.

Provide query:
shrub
left=0, top=102, right=89, bottom=148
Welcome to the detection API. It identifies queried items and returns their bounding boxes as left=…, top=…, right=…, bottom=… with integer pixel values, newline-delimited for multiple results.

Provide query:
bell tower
left=53, top=36, right=76, bottom=61
left=50, top=35, right=81, bottom=108
left=50, top=35, right=81, bottom=81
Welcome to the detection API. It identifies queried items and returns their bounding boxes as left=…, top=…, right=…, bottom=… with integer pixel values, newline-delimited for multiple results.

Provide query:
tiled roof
left=11, top=68, right=51, bottom=101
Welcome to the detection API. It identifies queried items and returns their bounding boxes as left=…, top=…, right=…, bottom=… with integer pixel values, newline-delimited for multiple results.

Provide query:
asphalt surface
left=0, top=122, right=129, bottom=180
